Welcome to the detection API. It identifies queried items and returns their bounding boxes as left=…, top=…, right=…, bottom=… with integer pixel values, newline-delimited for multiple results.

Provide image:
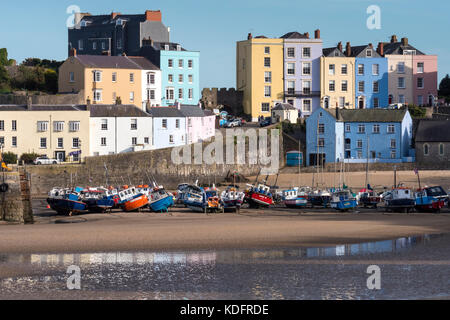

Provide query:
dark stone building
left=201, top=88, right=244, bottom=116
left=415, top=120, right=450, bottom=168
left=68, top=10, right=170, bottom=57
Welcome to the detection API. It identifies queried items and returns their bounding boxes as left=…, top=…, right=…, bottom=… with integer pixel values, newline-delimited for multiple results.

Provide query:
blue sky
left=1, top=0, right=448, bottom=89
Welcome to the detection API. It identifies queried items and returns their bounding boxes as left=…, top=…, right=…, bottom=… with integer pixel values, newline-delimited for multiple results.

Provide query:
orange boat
left=123, top=194, right=149, bottom=212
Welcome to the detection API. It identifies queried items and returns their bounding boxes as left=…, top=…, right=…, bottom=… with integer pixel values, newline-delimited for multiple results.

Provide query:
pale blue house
left=142, top=42, right=200, bottom=106
left=149, top=106, right=187, bottom=149
left=306, top=107, right=413, bottom=166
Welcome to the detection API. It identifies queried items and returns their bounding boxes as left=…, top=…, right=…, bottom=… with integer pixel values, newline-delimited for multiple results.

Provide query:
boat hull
left=149, top=195, right=174, bottom=212
left=331, top=199, right=358, bottom=211
left=47, top=198, right=87, bottom=215
left=123, top=195, right=149, bottom=212
left=415, top=197, right=445, bottom=212
left=248, top=193, right=273, bottom=207
left=222, top=199, right=243, bottom=209
left=285, top=198, right=308, bottom=208
left=386, top=198, right=415, bottom=208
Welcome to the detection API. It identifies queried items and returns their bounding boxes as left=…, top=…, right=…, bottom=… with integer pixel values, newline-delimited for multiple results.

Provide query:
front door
left=55, top=151, right=65, bottom=162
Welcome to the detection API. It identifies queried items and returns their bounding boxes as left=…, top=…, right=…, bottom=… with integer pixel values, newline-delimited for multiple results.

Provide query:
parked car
left=34, top=156, right=59, bottom=165
left=226, top=119, right=242, bottom=128
left=259, top=118, right=272, bottom=127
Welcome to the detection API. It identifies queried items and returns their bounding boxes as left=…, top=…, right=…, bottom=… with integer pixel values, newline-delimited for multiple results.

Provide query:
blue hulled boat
left=47, top=187, right=87, bottom=215
left=148, top=186, right=174, bottom=212
left=331, top=190, right=358, bottom=211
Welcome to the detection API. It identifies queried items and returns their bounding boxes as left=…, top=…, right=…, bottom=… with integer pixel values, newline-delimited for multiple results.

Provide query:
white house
left=89, top=104, right=153, bottom=156
left=272, top=103, right=298, bottom=124
left=179, top=103, right=216, bottom=144
left=149, top=106, right=187, bottom=149
left=130, top=57, right=162, bottom=109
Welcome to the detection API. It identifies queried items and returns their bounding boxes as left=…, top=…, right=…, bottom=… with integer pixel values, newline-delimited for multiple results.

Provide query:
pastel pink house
left=177, top=102, right=216, bottom=144
left=413, top=54, right=438, bottom=106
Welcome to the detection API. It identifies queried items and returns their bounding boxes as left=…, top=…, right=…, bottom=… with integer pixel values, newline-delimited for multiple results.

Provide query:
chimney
left=368, top=43, right=373, bottom=49
left=145, top=10, right=162, bottom=22
left=176, top=101, right=181, bottom=110
left=337, top=41, right=343, bottom=52
left=401, top=37, right=408, bottom=46
left=69, top=48, right=77, bottom=57
left=314, top=29, right=320, bottom=39
left=377, top=42, right=384, bottom=56
left=247, top=33, right=253, bottom=40
left=391, top=35, right=398, bottom=43
left=345, top=42, right=351, bottom=57
left=305, top=32, right=310, bottom=39
left=27, top=96, right=32, bottom=110
left=111, top=12, right=121, bottom=19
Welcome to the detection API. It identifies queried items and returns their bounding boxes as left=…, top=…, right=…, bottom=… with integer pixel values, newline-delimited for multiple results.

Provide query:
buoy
left=47, top=205, right=50, bottom=209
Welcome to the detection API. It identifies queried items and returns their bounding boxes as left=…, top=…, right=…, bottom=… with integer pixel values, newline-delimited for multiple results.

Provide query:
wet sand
left=1, top=198, right=450, bottom=256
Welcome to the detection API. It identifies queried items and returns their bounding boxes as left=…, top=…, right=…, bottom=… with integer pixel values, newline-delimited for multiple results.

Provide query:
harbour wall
left=0, top=170, right=33, bottom=224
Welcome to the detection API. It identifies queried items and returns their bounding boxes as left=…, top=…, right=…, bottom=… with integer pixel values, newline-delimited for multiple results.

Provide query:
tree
left=439, top=74, right=450, bottom=100
left=0, top=48, right=15, bottom=66
left=2, top=152, right=18, bottom=165
left=20, top=152, right=40, bottom=164
left=0, top=65, right=10, bottom=92
left=403, top=104, right=426, bottom=119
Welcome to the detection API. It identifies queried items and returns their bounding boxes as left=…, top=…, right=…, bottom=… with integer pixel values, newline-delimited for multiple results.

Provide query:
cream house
left=271, top=103, right=298, bottom=124
left=58, top=50, right=161, bottom=109
left=0, top=103, right=90, bottom=162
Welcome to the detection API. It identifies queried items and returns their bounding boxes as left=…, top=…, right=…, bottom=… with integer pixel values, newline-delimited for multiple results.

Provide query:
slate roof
left=280, top=32, right=309, bottom=39
left=74, top=55, right=158, bottom=70
left=0, top=105, right=87, bottom=111
left=148, top=107, right=184, bottom=118
left=325, top=108, right=408, bottom=123
left=79, top=13, right=150, bottom=27
left=89, top=104, right=151, bottom=117
left=151, top=42, right=186, bottom=51
left=415, top=120, right=450, bottom=142
left=382, top=41, right=425, bottom=55
left=273, top=103, right=296, bottom=111
left=179, top=105, right=206, bottom=117
left=322, top=47, right=345, bottom=57
left=349, top=45, right=381, bottom=58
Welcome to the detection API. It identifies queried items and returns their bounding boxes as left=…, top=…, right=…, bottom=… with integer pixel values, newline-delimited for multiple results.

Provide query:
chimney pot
left=391, top=35, right=398, bottom=43
left=345, top=42, right=351, bottom=57
left=111, top=12, right=121, bottom=19
left=377, top=42, right=384, bottom=56
left=314, top=29, right=320, bottom=39
left=69, top=48, right=77, bottom=57
left=247, top=33, right=253, bottom=40
left=305, top=32, right=310, bottom=39
left=401, top=37, right=408, bottom=46
left=337, top=41, right=343, bottom=52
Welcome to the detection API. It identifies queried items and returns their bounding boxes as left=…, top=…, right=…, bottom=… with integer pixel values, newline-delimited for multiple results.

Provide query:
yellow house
left=320, top=43, right=356, bottom=109
left=237, top=35, right=284, bottom=121
left=0, top=103, right=90, bottom=162
left=59, top=51, right=145, bottom=107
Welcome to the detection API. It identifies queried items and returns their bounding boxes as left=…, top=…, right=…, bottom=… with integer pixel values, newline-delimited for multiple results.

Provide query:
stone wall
left=0, top=91, right=84, bottom=105
left=201, top=88, right=244, bottom=116
left=0, top=171, right=33, bottom=224
left=415, top=142, right=450, bottom=169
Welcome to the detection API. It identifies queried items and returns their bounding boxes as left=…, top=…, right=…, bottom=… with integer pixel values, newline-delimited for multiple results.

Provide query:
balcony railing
left=285, top=90, right=321, bottom=98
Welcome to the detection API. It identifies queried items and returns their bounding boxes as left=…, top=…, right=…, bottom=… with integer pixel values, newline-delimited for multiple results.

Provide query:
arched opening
left=428, top=94, right=434, bottom=107
left=388, top=94, right=393, bottom=105
left=357, top=96, right=365, bottom=109
left=323, top=97, right=329, bottom=109
left=439, top=143, right=444, bottom=156
left=424, top=144, right=429, bottom=156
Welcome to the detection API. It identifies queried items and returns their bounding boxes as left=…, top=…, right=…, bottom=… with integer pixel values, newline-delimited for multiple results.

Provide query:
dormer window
left=366, top=50, right=372, bottom=57
left=116, top=18, right=123, bottom=26
left=176, top=44, right=181, bottom=51
left=164, top=44, right=169, bottom=51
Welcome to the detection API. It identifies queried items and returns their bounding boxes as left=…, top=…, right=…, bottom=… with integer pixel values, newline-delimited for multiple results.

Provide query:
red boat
left=246, top=184, right=274, bottom=207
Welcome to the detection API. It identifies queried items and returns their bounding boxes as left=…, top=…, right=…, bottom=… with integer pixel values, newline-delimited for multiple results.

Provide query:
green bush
left=2, top=152, right=18, bottom=164
left=20, top=152, right=40, bottom=164
left=403, top=104, right=426, bottom=119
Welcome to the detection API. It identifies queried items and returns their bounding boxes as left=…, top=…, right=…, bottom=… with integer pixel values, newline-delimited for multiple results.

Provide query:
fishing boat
left=184, top=185, right=205, bottom=212
left=245, top=183, right=274, bottom=208
left=414, top=186, right=448, bottom=212
left=309, top=189, right=332, bottom=208
left=47, top=187, right=87, bottom=215
left=175, top=183, right=190, bottom=204
left=283, top=187, right=308, bottom=208
left=184, top=185, right=224, bottom=213
left=358, top=188, right=382, bottom=208
left=148, top=185, right=174, bottom=212
left=383, top=187, right=415, bottom=213
left=331, top=190, right=358, bottom=211
left=118, top=187, right=149, bottom=212
left=220, top=185, right=245, bottom=212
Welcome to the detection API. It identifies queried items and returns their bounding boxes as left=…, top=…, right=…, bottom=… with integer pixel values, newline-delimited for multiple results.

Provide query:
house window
left=424, top=144, right=429, bottom=156
left=264, top=57, right=271, bottom=67
left=188, top=89, right=193, bottom=100
left=397, top=62, right=405, bottom=73
left=131, top=119, right=137, bottom=130
left=117, top=39, right=122, bottom=49
left=12, top=120, right=17, bottom=131
left=372, top=64, right=379, bottom=75
left=129, top=73, right=134, bottom=83
left=178, top=88, right=183, bottom=99
left=318, top=124, right=324, bottom=134
left=132, top=137, right=137, bottom=145
left=176, top=119, right=180, bottom=128
left=345, top=124, right=351, bottom=132
left=12, top=136, right=17, bottom=148
left=147, top=89, right=155, bottom=100
left=57, top=138, right=63, bottom=149
left=329, top=64, right=335, bottom=75
left=72, top=138, right=80, bottom=149
left=287, top=81, right=295, bottom=95
left=329, top=80, right=335, bottom=92
left=188, top=74, right=193, bottom=83
left=0, top=121, right=4, bottom=131
left=166, top=88, right=174, bottom=100
left=399, top=95, right=405, bottom=103
left=261, top=103, right=270, bottom=112
left=93, top=71, right=102, bottom=82
left=439, top=143, right=444, bottom=156
left=144, top=137, right=149, bottom=144
left=391, top=139, right=396, bottom=149
left=391, top=150, right=397, bottom=159
left=373, top=98, right=379, bottom=108
left=387, top=124, right=395, bottom=133
left=303, top=47, right=311, bottom=58
left=417, top=78, right=424, bottom=89
left=69, top=72, right=75, bottom=82
left=169, top=135, right=174, bottom=144
left=188, top=60, right=193, bottom=68
left=318, top=138, right=325, bottom=148
left=93, top=90, right=102, bottom=102
left=53, top=121, right=64, bottom=132
left=357, top=140, right=363, bottom=148
left=373, top=81, right=379, bottom=93
left=37, top=121, right=49, bottom=132
left=358, top=124, right=365, bottom=133
left=102, top=42, right=105, bottom=50
left=417, top=62, right=424, bottom=73
left=341, top=64, right=347, bottom=74
left=303, top=81, right=311, bottom=94
left=168, top=59, right=173, bottom=68
left=0, top=137, right=5, bottom=146
left=366, top=50, right=372, bottom=57
left=130, top=91, right=134, bottom=102
left=287, top=47, right=295, bottom=57
left=303, top=100, right=311, bottom=112
left=373, top=124, right=380, bottom=133
left=339, top=97, right=345, bottom=108
left=112, top=72, right=117, bottom=82
left=179, top=74, right=183, bottom=83
left=287, top=63, right=295, bottom=75
left=341, top=80, right=348, bottom=92
left=101, top=137, right=107, bottom=146
left=162, top=119, right=168, bottom=129
left=188, top=119, right=192, bottom=127
left=264, top=71, right=272, bottom=83
left=358, top=81, right=365, bottom=93
left=264, top=86, right=271, bottom=97
left=358, top=64, right=365, bottom=75
left=179, top=59, right=184, bottom=68
left=101, top=119, right=108, bottom=130
left=418, top=95, right=423, bottom=106
left=303, top=62, right=311, bottom=75
left=168, top=74, right=173, bottom=83
left=148, top=73, right=155, bottom=85
left=93, top=42, right=97, bottom=50
left=69, top=121, right=80, bottom=132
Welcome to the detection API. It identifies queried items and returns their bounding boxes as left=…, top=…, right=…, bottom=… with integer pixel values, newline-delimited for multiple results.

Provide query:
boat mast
left=365, top=136, right=369, bottom=189
left=316, top=116, right=320, bottom=189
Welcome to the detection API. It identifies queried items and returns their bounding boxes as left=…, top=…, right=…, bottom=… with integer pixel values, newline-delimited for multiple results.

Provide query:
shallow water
left=1, top=234, right=449, bottom=300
